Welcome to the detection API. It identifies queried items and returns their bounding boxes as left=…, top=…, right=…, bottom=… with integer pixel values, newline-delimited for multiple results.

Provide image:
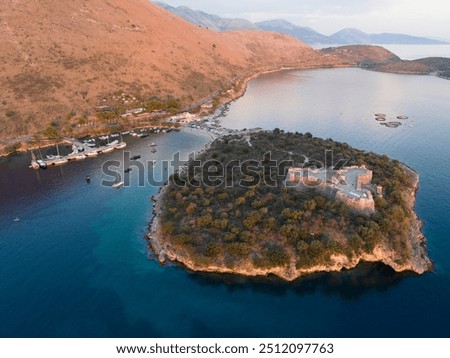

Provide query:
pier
left=30, top=136, right=127, bottom=169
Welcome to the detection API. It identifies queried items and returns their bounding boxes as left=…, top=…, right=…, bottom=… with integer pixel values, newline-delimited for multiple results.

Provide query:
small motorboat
left=37, top=159, right=47, bottom=169
left=112, top=181, right=124, bottom=189
left=149, top=143, right=157, bottom=147
left=130, top=155, right=141, bottom=160
left=114, top=142, right=127, bottom=149
left=86, top=175, right=91, bottom=183
left=14, top=217, right=20, bottom=222
left=30, top=161, right=40, bottom=170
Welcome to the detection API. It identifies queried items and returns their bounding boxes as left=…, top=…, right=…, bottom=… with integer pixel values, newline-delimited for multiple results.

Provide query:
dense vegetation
left=159, top=131, right=417, bottom=272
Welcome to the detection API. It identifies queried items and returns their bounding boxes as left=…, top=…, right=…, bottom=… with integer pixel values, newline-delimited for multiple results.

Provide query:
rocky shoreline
left=147, top=133, right=432, bottom=281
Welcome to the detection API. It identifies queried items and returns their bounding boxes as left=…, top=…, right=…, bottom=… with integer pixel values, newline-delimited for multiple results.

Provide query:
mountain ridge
left=155, top=2, right=259, bottom=31
left=255, top=19, right=330, bottom=44
left=155, top=2, right=448, bottom=45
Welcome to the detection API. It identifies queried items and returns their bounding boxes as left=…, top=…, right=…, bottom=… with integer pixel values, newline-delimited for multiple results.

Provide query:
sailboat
left=114, top=132, right=127, bottom=149
left=36, top=149, right=48, bottom=169
left=67, top=144, right=86, bottom=161
left=102, top=134, right=116, bottom=153
left=30, top=150, right=40, bottom=170
left=47, top=144, right=68, bottom=166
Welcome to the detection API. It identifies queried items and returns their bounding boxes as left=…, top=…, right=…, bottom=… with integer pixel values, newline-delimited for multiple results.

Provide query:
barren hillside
left=321, top=46, right=450, bottom=78
left=320, top=45, right=400, bottom=66
left=0, top=0, right=335, bottom=140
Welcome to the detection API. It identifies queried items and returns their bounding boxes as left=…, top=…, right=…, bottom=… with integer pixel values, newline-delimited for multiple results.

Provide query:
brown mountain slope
left=0, top=0, right=335, bottom=140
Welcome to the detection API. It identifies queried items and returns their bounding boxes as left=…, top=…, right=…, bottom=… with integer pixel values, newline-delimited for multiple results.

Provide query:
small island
left=148, top=130, right=432, bottom=281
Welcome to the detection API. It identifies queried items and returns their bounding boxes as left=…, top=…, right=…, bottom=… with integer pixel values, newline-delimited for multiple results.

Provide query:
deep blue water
left=1, top=68, right=450, bottom=337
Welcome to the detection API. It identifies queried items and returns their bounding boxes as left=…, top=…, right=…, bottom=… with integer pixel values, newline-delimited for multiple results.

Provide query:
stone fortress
left=285, top=165, right=383, bottom=215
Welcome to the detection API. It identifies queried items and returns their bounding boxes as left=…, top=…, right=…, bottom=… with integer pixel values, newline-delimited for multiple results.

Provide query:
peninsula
left=148, top=130, right=432, bottom=281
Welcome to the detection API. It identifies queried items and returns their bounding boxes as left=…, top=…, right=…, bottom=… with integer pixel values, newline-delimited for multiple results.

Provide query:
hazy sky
left=160, top=0, right=450, bottom=40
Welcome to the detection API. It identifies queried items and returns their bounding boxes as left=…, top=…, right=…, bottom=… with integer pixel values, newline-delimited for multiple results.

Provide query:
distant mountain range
left=255, top=19, right=331, bottom=44
left=155, top=2, right=258, bottom=31
left=156, top=2, right=448, bottom=45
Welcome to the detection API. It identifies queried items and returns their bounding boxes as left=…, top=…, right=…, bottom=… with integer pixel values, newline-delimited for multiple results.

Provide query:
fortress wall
left=356, top=170, right=373, bottom=190
left=336, top=191, right=375, bottom=214
left=286, top=167, right=377, bottom=215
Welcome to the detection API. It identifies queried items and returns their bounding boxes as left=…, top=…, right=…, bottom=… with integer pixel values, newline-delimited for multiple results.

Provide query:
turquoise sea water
left=1, top=68, right=449, bottom=337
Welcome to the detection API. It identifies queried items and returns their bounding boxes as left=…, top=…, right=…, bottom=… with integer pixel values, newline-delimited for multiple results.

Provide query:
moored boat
left=114, top=142, right=127, bottom=149
left=30, top=151, right=40, bottom=170
left=112, top=181, right=124, bottom=189
left=85, top=150, right=100, bottom=157
left=106, top=140, right=119, bottom=147
left=47, top=157, right=69, bottom=166
left=67, top=153, right=86, bottom=161
left=114, top=133, right=127, bottom=149
left=102, top=146, right=115, bottom=153
left=37, top=159, right=47, bottom=169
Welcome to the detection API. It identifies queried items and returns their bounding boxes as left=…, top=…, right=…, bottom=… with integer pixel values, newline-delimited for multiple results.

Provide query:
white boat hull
left=102, top=147, right=115, bottom=153
left=85, top=151, right=99, bottom=157
left=114, top=142, right=127, bottom=149
left=112, top=181, right=124, bottom=189
left=48, top=159, right=69, bottom=166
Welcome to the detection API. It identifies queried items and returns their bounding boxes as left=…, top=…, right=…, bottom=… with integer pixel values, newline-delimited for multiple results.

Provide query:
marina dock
left=30, top=136, right=127, bottom=169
